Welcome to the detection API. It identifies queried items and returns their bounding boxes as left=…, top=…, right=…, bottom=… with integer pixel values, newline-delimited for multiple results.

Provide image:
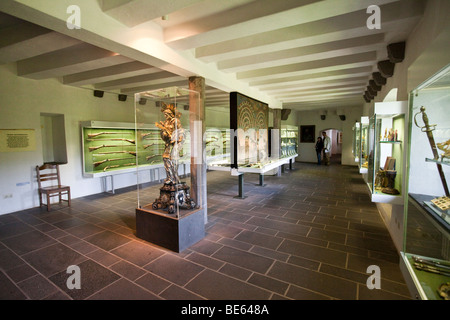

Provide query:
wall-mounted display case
left=353, top=122, right=361, bottom=163
left=281, top=125, right=298, bottom=158
left=400, top=65, right=450, bottom=300
left=359, top=116, right=369, bottom=174
left=81, top=121, right=138, bottom=177
left=367, top=102, right=407, bottom=204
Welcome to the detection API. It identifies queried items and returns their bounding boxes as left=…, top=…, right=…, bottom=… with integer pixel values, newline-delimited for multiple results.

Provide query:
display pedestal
left=135, top=207, right=205, bottom=253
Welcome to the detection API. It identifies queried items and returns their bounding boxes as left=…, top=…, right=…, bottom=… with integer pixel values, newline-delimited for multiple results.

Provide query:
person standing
left=322, top=131, right=331, bottom=165
left=315, top=137, right=323, bottom=165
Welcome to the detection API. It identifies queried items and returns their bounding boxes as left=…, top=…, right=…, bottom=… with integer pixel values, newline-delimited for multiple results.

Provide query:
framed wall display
left=230, top=92, right=269, bottom=168
left=81, top=122, right=139, bottom=177
left=300, top=125, right=315, bottom=143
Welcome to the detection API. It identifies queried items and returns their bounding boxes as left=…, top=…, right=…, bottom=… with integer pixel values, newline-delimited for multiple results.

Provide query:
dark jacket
left=315, top=138, right=324, bottom=152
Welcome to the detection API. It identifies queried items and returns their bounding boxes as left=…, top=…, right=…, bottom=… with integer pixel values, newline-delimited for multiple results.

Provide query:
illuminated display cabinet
left=281, top=125, right=299, bottom=158
left=81, top=122, right=138, bottom=177
left=359, top=116, right=369, bottom=174
left=400, top=65, right=450, bottom=300
left=134, top=87, right=205, bottom=253
left=353, top=122, right=361, bottom=163
left=366, top=101, right=407, bottom=204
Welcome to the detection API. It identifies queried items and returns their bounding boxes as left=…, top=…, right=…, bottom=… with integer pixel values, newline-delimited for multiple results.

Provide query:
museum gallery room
left=0, top=0, right=449, bottom=305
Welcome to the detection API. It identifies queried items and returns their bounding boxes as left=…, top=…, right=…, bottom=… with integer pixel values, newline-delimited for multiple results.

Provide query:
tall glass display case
left=281, top=125, right=299, bottom=158
left=359, top=117, right=369, bottom=174
left=134, top=87, right=205, bottom=252
left=367, top=102, right=407, bottom=204
left=400, top=65, right=450, bottom=300
left=353, top=122, right=361, bottom=163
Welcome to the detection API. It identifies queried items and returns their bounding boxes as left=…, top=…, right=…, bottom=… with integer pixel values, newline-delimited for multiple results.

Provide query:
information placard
left=0, top=129, right=36, bottom=152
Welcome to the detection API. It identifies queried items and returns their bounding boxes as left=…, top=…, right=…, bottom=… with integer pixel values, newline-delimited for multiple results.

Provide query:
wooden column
left=188, top=76, right=207, bottom=223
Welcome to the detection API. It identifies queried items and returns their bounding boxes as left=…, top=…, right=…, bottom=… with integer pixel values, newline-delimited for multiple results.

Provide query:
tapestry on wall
left=230, top=92, right=269, bottom=168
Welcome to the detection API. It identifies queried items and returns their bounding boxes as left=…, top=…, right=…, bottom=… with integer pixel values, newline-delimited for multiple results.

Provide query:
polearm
left=87, top=132, right=123, bottom=138
left=88, top=138, right=135, bottom=144
left=414, top=106, right=450, bottom=196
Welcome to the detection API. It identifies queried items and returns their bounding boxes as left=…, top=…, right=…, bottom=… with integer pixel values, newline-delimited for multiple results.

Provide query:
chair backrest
left=36, top=163, right=62, bottom=188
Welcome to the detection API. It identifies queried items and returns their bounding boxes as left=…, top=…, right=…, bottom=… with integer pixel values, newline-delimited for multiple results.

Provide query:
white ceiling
left=0, top=0, right=426, bottom=111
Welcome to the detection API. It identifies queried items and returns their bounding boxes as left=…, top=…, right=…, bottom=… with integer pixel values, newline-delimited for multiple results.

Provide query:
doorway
left=322, top=128, right=342, bottom=164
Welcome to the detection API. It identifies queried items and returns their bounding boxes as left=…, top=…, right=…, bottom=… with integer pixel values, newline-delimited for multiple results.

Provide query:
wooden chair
left=36, top=163, right=71, bottom=211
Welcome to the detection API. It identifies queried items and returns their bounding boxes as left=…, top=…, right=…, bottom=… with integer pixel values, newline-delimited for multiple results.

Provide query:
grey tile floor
left=0, top=159, right=412, bottom=300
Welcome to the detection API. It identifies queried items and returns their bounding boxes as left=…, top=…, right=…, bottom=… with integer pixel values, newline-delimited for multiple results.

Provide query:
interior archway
left=319, top=128, right=343, bottom=164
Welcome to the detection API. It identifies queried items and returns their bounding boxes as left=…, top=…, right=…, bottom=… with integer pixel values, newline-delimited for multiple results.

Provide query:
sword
left=414, top=106, right=450, bottom=196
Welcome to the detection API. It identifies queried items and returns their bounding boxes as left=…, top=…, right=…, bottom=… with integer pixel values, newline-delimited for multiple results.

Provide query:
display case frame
left=353, top=122, right=361, bottom=163
left=400, top=64, right=450, bottom=300
left=359, top=116, right=369, bottom=174
left=281, top=125, right=299, bottom=158
left=366, top=101, right=407, bottom=204
left=81, top=121, right=139, bottom=178
left=134, top=87, right=205, bottom=253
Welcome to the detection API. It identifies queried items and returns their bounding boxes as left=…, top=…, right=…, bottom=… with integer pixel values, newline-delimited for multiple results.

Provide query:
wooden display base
left=135, top=206, right=205, bottom=253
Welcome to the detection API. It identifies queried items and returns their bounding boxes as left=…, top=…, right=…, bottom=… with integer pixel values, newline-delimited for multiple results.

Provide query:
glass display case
left=359, top=116, right=369, bottom=174
left=81, top=121, right=138, bottom=177
left=367, top=101, right=407, bottom=204
left=400, top=64, right=450, bottom=300
left=353, top=122, right=361, bottom=163
left=205, top=127, right=231, bottom=169
left=134, top=86, right=205, bottom=253
left=134, top=87, right=199, bottom=217
left=281, top=125, right=298, bottom=158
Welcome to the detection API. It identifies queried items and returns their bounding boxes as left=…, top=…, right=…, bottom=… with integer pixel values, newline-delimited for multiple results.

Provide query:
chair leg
left=46, top=194, right=51, bottom=212
left=68, top=190, right=71, bottom=207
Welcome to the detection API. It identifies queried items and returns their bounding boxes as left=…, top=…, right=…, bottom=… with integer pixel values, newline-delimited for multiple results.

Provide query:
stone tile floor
left=0, top=160, right=412, bottom=300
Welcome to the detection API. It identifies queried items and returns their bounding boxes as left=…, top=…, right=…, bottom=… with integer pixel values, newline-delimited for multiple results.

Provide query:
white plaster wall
left=295, top=106, right=363, bottom=166
left=0, top=63, right=141, bottom=214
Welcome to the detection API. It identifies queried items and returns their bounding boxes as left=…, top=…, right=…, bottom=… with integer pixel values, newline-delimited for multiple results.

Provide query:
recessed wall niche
left=40, top=113, right=68, bottom=165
